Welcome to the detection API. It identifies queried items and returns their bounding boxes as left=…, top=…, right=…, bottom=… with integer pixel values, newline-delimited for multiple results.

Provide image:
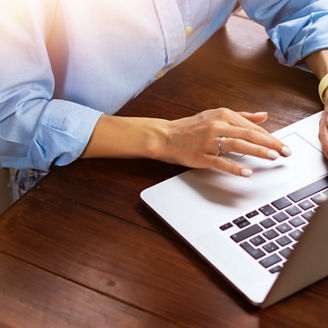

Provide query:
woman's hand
left=319, top=91, right=328, bottom=157
left=158, top=107, right=291, bottom=177
left=305, top=49, right=328, bottom=157
left=82, top=107, right=291, bottom=178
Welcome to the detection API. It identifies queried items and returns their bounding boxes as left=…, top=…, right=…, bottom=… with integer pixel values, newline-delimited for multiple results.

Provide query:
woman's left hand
left=319, top=91, right=328, bottom=158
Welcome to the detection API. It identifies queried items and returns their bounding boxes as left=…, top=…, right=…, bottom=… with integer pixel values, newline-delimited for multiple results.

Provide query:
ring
left=217, top=137, right=226, bottom=156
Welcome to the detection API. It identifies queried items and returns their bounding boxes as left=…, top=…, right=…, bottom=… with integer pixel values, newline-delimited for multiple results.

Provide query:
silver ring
left=217, top=137, right=226, bottom=156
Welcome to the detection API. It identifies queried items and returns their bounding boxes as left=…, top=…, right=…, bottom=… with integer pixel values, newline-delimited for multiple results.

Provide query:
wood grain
left=0, top=252, right=181, bottom=328
left=0, top=190, right=327, bottom=327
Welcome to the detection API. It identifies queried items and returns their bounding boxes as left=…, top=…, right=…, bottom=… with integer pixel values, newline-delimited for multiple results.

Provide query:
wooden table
left=0, top=9, right=327, bottom=328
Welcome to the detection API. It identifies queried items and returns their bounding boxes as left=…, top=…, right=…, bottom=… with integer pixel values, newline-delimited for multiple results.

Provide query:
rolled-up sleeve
left=240, top=0, right=328, bottom=68
left=0, top=0, right=102, bottom=171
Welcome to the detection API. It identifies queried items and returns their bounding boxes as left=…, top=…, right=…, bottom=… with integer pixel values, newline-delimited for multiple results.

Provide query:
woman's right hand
left=82, top=107, right=291, bottom=178
left=158, top=107, right=291, bottom=177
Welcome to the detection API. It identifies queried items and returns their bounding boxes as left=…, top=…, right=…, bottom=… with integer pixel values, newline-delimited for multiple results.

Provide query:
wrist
left=305, top=49, right=328, bottom=80
left=319, top=73, right=328, bottom=104
left=142, top=118, right=170, bottom=161
left=323, top=88, right=328, bottom=105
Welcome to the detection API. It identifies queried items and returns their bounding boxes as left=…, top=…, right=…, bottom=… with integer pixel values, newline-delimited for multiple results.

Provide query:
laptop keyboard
left=219, top=176, right=328, bottom=274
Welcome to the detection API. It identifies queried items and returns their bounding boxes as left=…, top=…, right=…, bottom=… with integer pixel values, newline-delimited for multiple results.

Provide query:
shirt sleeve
left=0, top=0, right=103, bottom=171
left=239, top=0, right=328, bottom=69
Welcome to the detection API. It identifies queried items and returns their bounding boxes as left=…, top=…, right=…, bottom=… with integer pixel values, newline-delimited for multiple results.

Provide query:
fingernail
left=241, top=168, right=253, bottom=177
left=281, top=146, right=292, bottom=157
left=267, top=150, right=279, bottom=160
left=254, top=112, right=268, bottom=115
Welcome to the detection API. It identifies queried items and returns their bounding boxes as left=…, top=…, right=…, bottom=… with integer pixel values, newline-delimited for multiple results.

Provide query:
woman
left=1, top=0, right=328, bottom=194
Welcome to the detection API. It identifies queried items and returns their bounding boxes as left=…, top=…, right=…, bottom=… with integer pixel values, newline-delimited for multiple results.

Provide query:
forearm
left=305, top=49, right=328, bottom=80
left=81, top=114, right=169, bottom=160
left=305, top=49, right=328, bottom=103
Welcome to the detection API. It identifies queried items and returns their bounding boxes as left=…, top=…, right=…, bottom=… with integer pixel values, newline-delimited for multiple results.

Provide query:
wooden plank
left=0, top=190, right=327, bottom=327
left=0, top=252, right=181, bottom=328
left=39, top=157, right=185, bottom=232
left=116, top=93, right=197, bottom=118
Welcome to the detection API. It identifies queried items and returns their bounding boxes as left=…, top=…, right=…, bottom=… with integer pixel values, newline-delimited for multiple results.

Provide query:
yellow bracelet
left=319, top=73, right=328, bottom=104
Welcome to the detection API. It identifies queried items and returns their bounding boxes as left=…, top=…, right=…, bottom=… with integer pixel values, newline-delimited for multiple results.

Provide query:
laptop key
left=276, top=222, right=292, bottom=234
left=287, top=176, right=328, bottom=203
left=269, top=265, right=283, bottom=274
left=273, top=212, right=289, bottom=222
left=298, top=199, right=315, bottom=210
left=289, top=229, right=302, bottom=241
left=279, top=247, right=292, bottom=259
left=260, top=218, right=276, bottom=228
left=259, top=204, right=276, bottom=216
left=250, top=235, right=266, bottom=246
left=220, top=222, right=233, bottom=231
left=240, top=241, right=265, bottom=259
left=230, top=224, right=263, bottom=243
left=311, top=193, right=327, bottom=205
left=276, top=235, right=292, bottom=246
left=271, top=197, right=292, bottom=210
left=289, top=216, right=306, bottom=227
left=263, top=242, right=278, bottom=253
left=233, top=216, right=250, bottom=229
left=301, top=210, right=314, bottom=222
left=286, top=206, right=301, bottom=216
left=238, top=221, right=250, bottom=228
left=263, top=229, right=279, bottom=240
left=259, top=254, right=282, bottom=268
left=246, top=210, right=259, bottom=219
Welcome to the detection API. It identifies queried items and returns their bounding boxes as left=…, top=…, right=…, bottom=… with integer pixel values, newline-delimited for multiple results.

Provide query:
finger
left=215, top=125, right=291, bottom=157
left=238, top=112, right=268, bottom=124
left=205, top=154, right=253, bottom=177
left=219, top=137, right=281, bottom=160
left=219, top=108, right=271, bottom=136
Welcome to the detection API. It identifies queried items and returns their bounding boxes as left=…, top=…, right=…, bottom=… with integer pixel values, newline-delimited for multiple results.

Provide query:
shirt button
left=185, top=26, right=192, bottom=36
left=155, top=70, right=165, bottom=79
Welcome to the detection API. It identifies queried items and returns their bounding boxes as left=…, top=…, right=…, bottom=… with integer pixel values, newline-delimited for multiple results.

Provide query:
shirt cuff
left=27, top=99, right=103, bottom=171
left=271, top=13, right=328, bottom=71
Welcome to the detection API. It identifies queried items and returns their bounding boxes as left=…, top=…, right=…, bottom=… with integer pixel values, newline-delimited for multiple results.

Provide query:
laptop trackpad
left=141, top=132, right=327, bottom=239
left=238, top=132, right=325, bottom=180
left=170, top=133, right=327, bottom=236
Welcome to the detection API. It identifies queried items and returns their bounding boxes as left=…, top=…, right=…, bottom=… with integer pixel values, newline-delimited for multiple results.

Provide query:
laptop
left=141, top=111, right=328, bottom=308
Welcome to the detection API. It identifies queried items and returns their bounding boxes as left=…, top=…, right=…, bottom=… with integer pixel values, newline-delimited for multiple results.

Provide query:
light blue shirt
left=1, top=0, right=327, bottom=171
